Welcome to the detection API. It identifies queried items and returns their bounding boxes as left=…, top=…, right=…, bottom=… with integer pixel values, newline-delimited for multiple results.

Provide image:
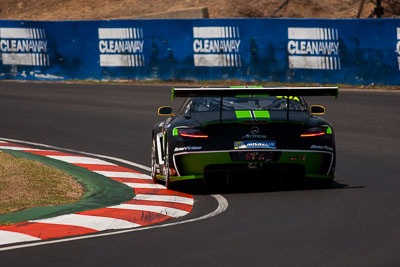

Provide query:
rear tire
left=164, top=142, right=173, bottom=189
left=151, top=138, right=157, bottom=183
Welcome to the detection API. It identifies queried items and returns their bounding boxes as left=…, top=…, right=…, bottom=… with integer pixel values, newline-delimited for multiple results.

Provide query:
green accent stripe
left=235, top=110, right=252, bottom=120
left=326, top=126, right=332, bottom=134
left=0, top=150, right=134, bottom=224
left=235, top=94, right=270, bottom=98
left=236, top=94, right=251, bottom=97
left=253, top=110, right=270, bottom=120
left=173, top=128, right=178, bottom=136
left=170, top=175, right=204, bottom=182
left=235, top=110, right=271, bottom=121
left=171, top=88, right=175, bottom=101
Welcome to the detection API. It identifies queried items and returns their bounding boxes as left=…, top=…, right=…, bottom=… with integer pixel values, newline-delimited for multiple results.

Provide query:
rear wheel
left=151, top=138, right=157, bottom=183
left=164, top=142, right=173, bottom=189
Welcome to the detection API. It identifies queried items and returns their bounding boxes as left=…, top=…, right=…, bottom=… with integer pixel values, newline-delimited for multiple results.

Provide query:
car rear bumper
left=170, top=149, right=334, bottom=182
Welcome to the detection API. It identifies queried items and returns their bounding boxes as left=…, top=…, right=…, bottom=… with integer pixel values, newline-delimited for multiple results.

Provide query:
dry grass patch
left=0, top=151, right=84, bottom=215
left=0, top=0, right=397, bottom=20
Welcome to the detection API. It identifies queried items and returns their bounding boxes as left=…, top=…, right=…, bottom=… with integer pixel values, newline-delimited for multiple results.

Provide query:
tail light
left=178, top=128, right=208, bottom=138
left=300, top=127, right=327, bottom=137
left=170, top=168, right=177, bottom=176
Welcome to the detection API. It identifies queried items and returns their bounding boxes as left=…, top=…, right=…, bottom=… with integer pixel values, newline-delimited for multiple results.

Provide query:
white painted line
left=124, top=182, right=165, bottom=189
left=46, top=156, right=116, bottom=165
left=93, top=171, right=151, bottom=179
left=0, top=146, right=43, bottom=151
left=108, top=204, right=188, bottom=218
left=134, top=194, right=194, bottom=205
left=0, top=231, right=40, bottom=245
left=30, top=214, right=140, bottom=231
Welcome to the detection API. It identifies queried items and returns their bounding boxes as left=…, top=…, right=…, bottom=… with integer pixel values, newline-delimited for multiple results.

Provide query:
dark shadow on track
left=170, top=176, right=364, bottom=195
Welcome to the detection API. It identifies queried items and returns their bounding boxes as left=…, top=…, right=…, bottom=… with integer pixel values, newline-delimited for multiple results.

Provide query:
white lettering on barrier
left=98, top=27, right=145, bottom=67
left=193, top=26, right=241, bottom=67
left=0, top=27, right=49, bottom=66
left=99, top=40, right=143, bottom=54
left=396, top=41, right=400, bottom=56
left=0, top=40, right=47, bottom=53
left=287, top=40, right=339, bottom=55
left=397, top=28, right=400, bottom=71
left=287, top=27, right=340, bottom=70
left=193, top=39, right=240, bottom=53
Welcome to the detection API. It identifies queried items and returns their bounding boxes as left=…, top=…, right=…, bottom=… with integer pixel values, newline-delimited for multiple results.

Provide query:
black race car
left=151, top=86, right=338, bottom=188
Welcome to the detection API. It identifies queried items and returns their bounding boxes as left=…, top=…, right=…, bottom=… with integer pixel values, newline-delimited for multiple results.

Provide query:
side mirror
left=158, top=106, right=174, bottom=116
left=310, top=105, right=325, bottom=115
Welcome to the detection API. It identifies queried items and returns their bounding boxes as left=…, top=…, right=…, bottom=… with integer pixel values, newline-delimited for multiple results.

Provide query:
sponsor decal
left=193, top=26, right=241, bottom=67
left=234, top=140, right=276, bottom=149
left=287, top=27, right=340, bottom=70
left=396, top=28, right=400, bottom=70
left=276, top=96, right=300, bottom=102
left=0, top=27, right=49, bottom=66
left=174, top=146, right=202, bottom=152
left=98, top=28, right=145, bottom=67
left=310, top=145, right=333, bottom=151
left=242, top=134, right=267, bottom=139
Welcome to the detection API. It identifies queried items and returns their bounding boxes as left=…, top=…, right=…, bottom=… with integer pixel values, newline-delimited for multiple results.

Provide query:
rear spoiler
left=172, top=86, right=338, bottom=100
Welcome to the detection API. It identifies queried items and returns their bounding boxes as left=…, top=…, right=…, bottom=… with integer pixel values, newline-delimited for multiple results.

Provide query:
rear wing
left=172, top=86, right=338, bottom=100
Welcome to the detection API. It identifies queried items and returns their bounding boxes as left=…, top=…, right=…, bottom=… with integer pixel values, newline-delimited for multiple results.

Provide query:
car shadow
left=171, top=177, right=364, bottom=195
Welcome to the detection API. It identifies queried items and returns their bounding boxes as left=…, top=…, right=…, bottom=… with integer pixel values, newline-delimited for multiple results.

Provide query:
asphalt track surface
left=0, top=81, right=399, bottom=266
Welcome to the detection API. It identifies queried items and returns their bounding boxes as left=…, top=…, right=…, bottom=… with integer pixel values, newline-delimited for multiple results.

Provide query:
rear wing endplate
left=172, top=86, right=338, bottom=100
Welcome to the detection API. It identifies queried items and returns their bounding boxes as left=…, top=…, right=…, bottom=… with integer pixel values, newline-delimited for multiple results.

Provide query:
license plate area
left=234, top=140, right=276, bottom=150
left=230, top=151, right=280, bottom=162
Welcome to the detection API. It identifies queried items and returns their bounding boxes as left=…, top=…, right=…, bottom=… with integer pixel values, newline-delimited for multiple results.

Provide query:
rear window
left=191, top=96, right=307, bottom=112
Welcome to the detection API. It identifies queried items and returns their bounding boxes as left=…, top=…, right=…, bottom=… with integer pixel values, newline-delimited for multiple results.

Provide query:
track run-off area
left=0, top=82, right=399, bottom=266
left=0, top=140, right=193, bottom=245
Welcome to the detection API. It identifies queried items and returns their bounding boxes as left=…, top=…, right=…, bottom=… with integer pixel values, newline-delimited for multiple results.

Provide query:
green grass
left=0, top=151, right=84, bottom=219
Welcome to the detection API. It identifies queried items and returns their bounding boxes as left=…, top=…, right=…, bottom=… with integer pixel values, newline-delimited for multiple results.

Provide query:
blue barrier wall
left=0, top=18, right=399, bottom=84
